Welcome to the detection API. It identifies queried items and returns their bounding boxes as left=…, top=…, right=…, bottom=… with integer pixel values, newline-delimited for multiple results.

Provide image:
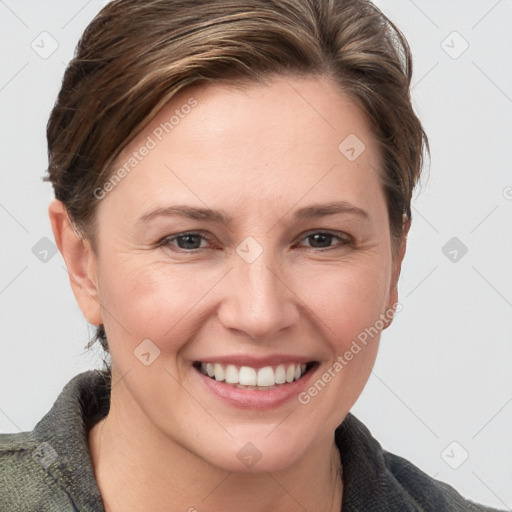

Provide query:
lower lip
left=193, top=365, right=317, bottom=410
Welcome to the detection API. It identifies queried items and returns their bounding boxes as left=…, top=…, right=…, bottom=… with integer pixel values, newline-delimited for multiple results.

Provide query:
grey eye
left=307, top=233, right=335, bottom=248
left=173, top=234, right=204, bottom=249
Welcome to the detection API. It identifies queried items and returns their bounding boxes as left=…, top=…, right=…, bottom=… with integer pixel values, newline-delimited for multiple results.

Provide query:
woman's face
left=77, top=75, right=404, bottom=472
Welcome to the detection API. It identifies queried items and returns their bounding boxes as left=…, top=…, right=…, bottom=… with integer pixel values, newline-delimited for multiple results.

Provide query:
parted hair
left=44, top=0, right=428, bottom=358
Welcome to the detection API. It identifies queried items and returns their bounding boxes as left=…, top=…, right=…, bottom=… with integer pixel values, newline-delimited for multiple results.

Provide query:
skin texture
left=49, top=75, right=408, bottom=512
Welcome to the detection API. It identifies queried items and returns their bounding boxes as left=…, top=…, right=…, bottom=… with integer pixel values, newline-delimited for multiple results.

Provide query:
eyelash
left=157, top=230, right=354, bottom=253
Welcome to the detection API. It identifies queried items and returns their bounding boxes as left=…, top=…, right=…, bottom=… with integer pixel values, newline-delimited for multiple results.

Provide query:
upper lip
left=193, top=354, right=317, bottom=369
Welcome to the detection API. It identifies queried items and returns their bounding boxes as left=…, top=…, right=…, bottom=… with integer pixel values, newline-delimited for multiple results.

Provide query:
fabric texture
left=0, top=370, right=504, bottom=511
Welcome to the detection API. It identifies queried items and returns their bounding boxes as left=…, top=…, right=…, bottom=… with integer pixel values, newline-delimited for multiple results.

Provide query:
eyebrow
left=293, top=201, right=369, bottom=221
left=137, top=200, right=369, bottom=226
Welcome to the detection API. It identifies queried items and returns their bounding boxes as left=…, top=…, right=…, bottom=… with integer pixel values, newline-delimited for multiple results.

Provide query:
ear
left=383, top=217, right=410, bottom=329
left=48, top=199, right=102, bottom=326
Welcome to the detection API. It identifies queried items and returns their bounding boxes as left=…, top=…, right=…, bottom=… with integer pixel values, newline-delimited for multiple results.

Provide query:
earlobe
left=48, top=199, right=102, bottom=326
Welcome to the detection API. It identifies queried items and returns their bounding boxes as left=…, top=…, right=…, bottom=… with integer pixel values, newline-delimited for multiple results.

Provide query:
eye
left=159, top=231, right=215, bottom=251
left=157, top=229, right=353, bottom=253
left=296, top=231, right=353, bottom=250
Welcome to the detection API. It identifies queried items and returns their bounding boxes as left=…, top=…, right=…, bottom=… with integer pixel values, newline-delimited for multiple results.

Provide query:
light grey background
left=1, top=0, right=511, bottom=509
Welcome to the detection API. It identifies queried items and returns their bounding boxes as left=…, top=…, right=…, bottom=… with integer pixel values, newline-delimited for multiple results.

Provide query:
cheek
left=97, top=244, right=391, bottom=366
left=291, top=260, right=389, bottom=420
left=96, top=255, right=224, bottom=351
left=293, top=254, right=392, bottom=349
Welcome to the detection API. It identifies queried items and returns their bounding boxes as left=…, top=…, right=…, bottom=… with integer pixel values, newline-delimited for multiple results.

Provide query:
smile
left=194, top=361, right=316, bottom=389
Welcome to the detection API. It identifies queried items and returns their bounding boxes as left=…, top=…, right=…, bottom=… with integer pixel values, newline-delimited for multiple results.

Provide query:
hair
left=44, top=0, right=429, bottom=369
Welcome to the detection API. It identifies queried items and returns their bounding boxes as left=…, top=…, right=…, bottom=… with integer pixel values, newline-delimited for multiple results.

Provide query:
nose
left=217, top=247, right=300, bottom=340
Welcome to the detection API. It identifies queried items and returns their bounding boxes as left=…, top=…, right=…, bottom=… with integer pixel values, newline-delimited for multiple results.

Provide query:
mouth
left=193, top=361, right=317, bottom=390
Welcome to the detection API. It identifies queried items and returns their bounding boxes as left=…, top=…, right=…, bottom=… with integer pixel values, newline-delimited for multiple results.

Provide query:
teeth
left=239, top=366, right=257, bottom=386
left=257, top=366, right=275, bottom=386
left=225, top=364, right=238, bottom=384
left=214, top=363, right=225, bottom=382
left=275, top=364, right=286, bottom=384
left=198, top=362, right=310, bottom=388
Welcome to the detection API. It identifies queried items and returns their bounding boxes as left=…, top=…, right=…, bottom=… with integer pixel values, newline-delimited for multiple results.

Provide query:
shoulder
left=336, top=413, right=503, bottom=512
left=0, top=430, right=76, bottom=511
left=0, top=370, right=110, bottom=512
left=382, top=449, right=501, bottom=512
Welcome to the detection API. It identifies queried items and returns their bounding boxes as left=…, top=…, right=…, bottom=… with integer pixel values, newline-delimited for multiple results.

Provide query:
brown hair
left=44, top=0, right=428, bottom=358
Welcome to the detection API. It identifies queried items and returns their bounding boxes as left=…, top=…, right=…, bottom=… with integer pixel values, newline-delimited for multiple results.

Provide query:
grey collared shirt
left=0, top=370, right=504, bottom=511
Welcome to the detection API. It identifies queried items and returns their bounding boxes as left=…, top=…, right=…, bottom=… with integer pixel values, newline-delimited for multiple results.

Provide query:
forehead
left=159, top=75, right=376, bottom=155
left=100, top=75, right=384, bottom=222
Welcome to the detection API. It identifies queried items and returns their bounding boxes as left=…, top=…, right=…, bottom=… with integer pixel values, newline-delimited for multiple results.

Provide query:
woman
left=0, top=0, right=504, bottom=510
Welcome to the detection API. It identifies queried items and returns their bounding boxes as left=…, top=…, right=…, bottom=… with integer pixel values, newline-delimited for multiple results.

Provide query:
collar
left=32, top=370, right=442, bottom=511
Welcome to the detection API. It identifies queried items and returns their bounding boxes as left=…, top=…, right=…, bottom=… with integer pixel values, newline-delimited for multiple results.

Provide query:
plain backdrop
left=0, top=0, right=511, bottom=509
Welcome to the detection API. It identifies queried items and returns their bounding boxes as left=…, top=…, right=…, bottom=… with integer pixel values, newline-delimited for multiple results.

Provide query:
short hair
left=44, top=0, right=429, bottom=358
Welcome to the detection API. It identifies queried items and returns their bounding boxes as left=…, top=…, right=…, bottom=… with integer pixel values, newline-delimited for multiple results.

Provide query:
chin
left=205, top=440, right=306, bottom=474
left=185, top=421, right=324, bottom=474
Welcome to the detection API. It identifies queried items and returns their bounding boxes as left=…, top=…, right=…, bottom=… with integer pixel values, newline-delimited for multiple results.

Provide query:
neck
left=88, top=380, right=343, bottom=512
